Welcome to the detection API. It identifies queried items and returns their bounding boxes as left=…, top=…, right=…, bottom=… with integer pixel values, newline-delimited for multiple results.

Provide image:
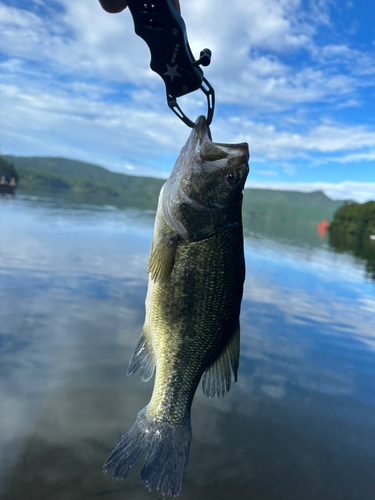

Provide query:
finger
left=98, top=0, right=127, bottom=13
left=171, top=0, right=181, bottom=14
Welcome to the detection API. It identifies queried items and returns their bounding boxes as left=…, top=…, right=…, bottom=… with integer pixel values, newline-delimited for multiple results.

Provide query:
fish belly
left=145, top=223, right=245, bottom=424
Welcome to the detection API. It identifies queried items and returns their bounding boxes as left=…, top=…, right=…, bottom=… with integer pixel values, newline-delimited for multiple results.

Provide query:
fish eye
left=225, top=170, right=240, bottom=184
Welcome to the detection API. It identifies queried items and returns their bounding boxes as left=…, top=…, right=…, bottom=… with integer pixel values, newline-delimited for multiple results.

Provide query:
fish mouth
left=194, top=115, right=212, bottom=143
left=182, top=115, right=212, bottom=164
left=162, top=116, right=249, bottom=240
left=184, top=116, right=248, bottom=169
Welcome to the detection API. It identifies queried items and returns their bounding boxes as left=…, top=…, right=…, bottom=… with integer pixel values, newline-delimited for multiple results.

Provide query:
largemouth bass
left=104, top=116, right=249, bottom=497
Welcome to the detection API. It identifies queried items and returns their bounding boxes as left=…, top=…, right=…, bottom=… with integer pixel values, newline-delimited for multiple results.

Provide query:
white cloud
left=184, top=0, right=311, bottom=56
left=214, top=116, right=375, bottom=161
left=2, top=74, right=375, bottom=186
left=256, top=170, right=278, bottom=176
left=0, top=1, right=156, bottom=84
left=212, top=116, right=375, bottom=164
left=180, top=1, right=371, bottom=111
left=0, top=80, right=185, bottom=175
left=1, top=0, right=375, bottom=194
left=315, top=43, right=375, bottom=76
left=325, top=151, right=375, bottom=164
left=211, top=62, right=361, bottom=112
left=0, top=0, right=372, bottom=113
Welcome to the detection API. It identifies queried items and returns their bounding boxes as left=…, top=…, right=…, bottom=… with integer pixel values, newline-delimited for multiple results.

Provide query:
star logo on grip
left=163, top=64, right=181, bottom=82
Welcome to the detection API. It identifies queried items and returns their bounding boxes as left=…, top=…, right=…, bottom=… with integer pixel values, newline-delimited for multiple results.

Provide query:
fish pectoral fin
left=202, top=322, right=240, bottom=398
left=147, top=233, right=178, bottom=282
left=127, top=332, right=155, bottom=382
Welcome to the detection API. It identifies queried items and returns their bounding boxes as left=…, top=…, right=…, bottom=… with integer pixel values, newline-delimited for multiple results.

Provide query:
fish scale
left=104, top=116, right=249, bottom=497
left=146, top=225, right=245, bottom=424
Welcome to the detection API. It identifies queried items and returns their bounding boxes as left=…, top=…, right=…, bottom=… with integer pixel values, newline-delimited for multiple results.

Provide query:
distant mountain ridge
left=5, top=155, right=347, bottom=223
left=6, top=155, right=164, bottom=210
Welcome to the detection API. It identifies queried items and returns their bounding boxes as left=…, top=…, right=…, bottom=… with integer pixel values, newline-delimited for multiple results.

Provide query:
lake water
left=1, top=191, right=374, bottom=500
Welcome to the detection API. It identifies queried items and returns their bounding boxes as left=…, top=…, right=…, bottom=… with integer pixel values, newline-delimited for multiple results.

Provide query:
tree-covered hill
left=242, top=188, right=344, bottom=224
left=0, top=156, right=18, bottom=183
left=6, top=155, right=164, bottom=209
left=329, top=201, right=375, bottom=236
left=5, top=155, right=347, bottom=222
left=16, top=166, right=120, bottom=198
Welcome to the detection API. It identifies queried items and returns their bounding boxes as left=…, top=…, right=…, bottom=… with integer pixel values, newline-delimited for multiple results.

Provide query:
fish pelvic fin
left=127, top=332, right=155, bottom=382
left=202, top=322, right=240, bottom=398
left=104, top=408, right=192, bottom=498
left=148, top=233, right=178, bottom=283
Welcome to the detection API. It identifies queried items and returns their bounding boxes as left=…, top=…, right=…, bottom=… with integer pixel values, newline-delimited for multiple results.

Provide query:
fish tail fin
left=104, top=408, right=192, bottom=498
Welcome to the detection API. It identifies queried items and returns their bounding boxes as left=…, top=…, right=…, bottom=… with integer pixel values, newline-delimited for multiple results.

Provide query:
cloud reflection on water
left=1, top=193, right=375, bottom=499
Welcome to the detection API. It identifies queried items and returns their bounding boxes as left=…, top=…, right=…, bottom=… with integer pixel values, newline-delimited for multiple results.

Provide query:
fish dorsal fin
left=127, top=331, right=155, bottom=382
left=202, top=322, right=240, bottom=398
left=148, top=233, right=178, bottom=283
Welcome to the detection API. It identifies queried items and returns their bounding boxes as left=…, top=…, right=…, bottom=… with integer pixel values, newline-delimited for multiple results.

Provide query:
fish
left=104, top=115, right=249, bottom=497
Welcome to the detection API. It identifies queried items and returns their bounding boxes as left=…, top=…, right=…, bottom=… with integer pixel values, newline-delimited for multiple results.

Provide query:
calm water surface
left=0, top=191, right=374, bottom=500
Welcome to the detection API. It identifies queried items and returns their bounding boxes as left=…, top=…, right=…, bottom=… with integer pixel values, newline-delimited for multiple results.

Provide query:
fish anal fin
left=147, top=234, right=178, bottom=283
left=127, top=332, right=155, bottom=382
left=202, top=323, right=240, bottom=398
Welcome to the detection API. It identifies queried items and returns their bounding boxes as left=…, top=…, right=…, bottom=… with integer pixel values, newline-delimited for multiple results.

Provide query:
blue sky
left=1, top=0, right=375, bottom=201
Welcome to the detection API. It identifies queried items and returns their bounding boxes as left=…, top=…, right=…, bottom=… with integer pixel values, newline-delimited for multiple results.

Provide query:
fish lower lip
left=193, top=115, right=212, bottom=144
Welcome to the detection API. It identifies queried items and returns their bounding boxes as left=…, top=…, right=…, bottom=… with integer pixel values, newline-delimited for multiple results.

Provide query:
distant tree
left=0, top=156, right=19, bottom=183
left=329, top=200, right=375, bottom=236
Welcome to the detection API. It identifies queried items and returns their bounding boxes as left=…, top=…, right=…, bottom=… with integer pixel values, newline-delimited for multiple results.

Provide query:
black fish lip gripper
left=127, top=0, right=215, bottom=128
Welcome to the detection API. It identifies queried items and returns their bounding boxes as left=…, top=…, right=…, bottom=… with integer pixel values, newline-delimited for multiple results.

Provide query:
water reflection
left=329, top=231, right=375, bottom=282
left=243, top=216, right=323, bottom=248
left=1, top=191, right=375, bottom=500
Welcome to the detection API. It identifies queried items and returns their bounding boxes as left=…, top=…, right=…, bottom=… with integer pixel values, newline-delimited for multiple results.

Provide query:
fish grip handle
left=127, top=0, right=215, bottom=127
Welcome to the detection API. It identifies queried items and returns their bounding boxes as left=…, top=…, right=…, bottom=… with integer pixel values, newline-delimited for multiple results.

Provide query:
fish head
left=162, top=116, right=249, bottom=241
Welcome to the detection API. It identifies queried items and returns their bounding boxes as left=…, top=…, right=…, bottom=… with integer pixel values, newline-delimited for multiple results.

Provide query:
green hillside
left=5, top=155, right=346, bottom=222
left=242, top=188, right=344, bottom=224
left=16, top=166, right=120, bottom=197
left=0, top=156, right=18, bottom=183
left=329, top=201, right=375, bottom=236
left=5, top=155, right=164, bottom=210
